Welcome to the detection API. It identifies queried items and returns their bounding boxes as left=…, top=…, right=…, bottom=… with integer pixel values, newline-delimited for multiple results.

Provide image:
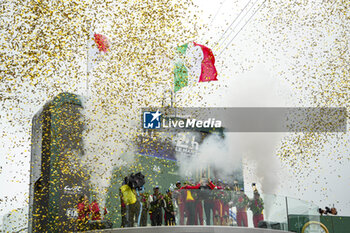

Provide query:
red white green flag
left=87, top=33, right=110, bottom=72
left=174, top=42, right=218, bottom=92
left=193, top=42, right=218, bottom=82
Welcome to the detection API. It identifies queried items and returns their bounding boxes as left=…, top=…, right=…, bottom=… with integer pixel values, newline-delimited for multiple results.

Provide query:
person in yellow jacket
left=120, top=180, right=138, bottom=227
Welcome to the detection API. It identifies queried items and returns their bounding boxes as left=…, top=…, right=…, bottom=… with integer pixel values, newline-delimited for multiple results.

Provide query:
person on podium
left=249, top=183, right=264, bottom=228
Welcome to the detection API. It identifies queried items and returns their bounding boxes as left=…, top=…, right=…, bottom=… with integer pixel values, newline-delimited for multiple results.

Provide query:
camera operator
left=120, top=177, right=138, bottom=227
left=319, top=206, right=338, bottom=216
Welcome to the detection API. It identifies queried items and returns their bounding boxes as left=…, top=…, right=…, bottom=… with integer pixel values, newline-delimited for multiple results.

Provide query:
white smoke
left=226, top=65, right=291, bottom=193
left=175, top=65, right=291, bottom=194
left=234, top=132, right=284, bottom=193
left=80, top=95, right=139, bottom=207
left=175, top=132, right=242, bottom=181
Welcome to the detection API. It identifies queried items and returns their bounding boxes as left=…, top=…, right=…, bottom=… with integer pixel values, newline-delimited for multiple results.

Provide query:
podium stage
left=85, top=226, right=288, bottom=233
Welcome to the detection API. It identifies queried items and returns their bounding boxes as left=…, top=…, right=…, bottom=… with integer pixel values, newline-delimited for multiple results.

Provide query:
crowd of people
left=119, top=178, right=265, bottom=228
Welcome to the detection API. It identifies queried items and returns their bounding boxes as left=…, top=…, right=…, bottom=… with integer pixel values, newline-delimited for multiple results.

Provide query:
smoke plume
left=175, top=132, right=242, bottom=181
left=225, top=66, right=290, bottom=193
left=175, top=65, right=290, bottom=194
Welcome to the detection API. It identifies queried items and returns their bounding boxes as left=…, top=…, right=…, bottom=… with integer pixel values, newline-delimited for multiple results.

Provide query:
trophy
left=233, top=180, right=239, bottom=192
left=252, top=183, right=258, bottom=193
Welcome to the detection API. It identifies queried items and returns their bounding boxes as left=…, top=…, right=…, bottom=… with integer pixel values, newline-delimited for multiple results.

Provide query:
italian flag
left=87, top=33, right=110, bottom=72
left=174, top=42, right=218, bottom=93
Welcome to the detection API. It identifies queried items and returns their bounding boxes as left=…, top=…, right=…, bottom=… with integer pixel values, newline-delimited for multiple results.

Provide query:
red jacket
left=180, top=183, right=201, bottom=190
left=180, top=183, right=201, bottom=202
left=208, top=181, right=223, bottom=190
left=78, top=202, right=90, bottom=220
left=90, top=201, right=101, bottom=220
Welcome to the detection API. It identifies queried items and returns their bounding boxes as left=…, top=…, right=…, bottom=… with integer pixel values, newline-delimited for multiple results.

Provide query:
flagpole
left=86, top=40, right=89, bottom=97
left=171, top=74, right=177, bottom=118
left=175, top=82, right=195, bottom=107
left=86, top=20, right=91, bottom=98
left=174, top=91, right=177, bottom=118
